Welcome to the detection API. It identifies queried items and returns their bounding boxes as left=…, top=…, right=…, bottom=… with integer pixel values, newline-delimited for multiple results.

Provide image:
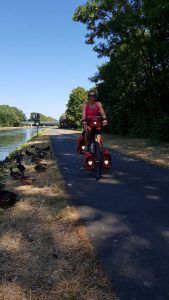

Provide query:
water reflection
left=0, top=128, right=37, bottom=161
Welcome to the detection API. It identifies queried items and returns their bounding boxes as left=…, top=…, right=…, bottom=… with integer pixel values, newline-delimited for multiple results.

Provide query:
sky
left=0, top=0, right=106, bottom=120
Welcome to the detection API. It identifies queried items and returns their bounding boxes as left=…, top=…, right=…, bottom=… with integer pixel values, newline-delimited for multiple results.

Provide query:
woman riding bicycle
left=81, top=89, right=107, bottom=151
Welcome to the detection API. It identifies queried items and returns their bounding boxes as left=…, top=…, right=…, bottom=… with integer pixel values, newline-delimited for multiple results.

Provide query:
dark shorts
left=94, top=128, right=101, bottom=135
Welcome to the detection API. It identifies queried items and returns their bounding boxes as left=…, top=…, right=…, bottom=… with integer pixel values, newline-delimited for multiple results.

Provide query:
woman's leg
left=96, top=134, right=103, bottom=150
left=84, top=126, right=91, bottom=150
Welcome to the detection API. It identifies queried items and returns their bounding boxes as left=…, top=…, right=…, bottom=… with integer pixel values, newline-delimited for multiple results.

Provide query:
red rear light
left=76, top=136, right=85, bottom=154
left=84, top=152, right=95, bottom=170
left=102, top=150, right=112, bottom=169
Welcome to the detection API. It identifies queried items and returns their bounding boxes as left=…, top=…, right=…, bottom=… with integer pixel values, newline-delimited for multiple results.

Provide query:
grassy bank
left=103, top=134, right=169, bottom=169
left=0, top=130, right=117, bottom=300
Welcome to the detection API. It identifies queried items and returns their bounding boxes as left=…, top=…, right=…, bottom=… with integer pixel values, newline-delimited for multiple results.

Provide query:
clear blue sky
left=0, top=0, right=105, bottom=120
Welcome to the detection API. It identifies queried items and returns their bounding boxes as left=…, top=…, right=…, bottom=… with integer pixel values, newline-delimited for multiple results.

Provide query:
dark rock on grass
left=0, top=190, right=19, bottom=209
left=10, top=167, right=22, bottom=180
left=0, top=182, right=5, bottom=190
left=20, top=176, right=36, bottom=185
left=17, top=163, right=26, bottom=172
left=34, top=164, right=47, bottom=172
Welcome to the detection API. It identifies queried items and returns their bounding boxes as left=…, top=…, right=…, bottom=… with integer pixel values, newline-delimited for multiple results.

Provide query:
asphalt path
left=50, top=128, right=169, bottom=300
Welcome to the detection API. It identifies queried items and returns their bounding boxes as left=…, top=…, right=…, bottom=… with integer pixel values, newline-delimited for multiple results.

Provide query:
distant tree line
left=67, top=0, right=169, bottom=141
left=0, top=105, right=26, bottom=127
left=29, top=112, right=57, bottom=124
left=0, top=105, right=58, bottom=127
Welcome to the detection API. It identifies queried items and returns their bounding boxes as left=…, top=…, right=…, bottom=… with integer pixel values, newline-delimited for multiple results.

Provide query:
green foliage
left=0, top=105, right=26, bottom=127
left=73, top=0, right=169, bottom=140
left=30, top=112, right=57, bottom=123
left=66, top=87, right=87, bottom=128
left=152, top=115, right=169, bottom=141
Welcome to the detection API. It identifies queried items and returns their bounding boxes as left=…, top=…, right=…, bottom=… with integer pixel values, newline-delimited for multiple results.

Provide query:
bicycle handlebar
left=81, top=116, right=107, bottom=128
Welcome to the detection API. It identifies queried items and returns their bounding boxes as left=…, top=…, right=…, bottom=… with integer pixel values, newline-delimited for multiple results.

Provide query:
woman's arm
left=97, top=102, right=106, bottom=119
left=82, top=102, right=87, bottom=121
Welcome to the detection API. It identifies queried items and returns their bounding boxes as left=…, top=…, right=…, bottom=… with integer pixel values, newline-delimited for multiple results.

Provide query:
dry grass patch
left=103, top=134, right=169, bottom=168
left=0, top=131, right=117, bottom=300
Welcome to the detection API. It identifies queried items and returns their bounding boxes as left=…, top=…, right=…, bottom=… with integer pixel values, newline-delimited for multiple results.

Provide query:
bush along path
left=0, top=130, right=118, bottom=300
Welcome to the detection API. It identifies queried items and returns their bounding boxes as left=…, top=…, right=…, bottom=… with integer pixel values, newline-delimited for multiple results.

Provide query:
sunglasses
left=88, top=94, right=96, bottom=97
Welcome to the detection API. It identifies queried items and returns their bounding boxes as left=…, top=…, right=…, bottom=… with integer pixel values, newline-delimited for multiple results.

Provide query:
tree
left=66, top=87, right=87, bottom=128
left=73, top=0, right=169, bottom=139
left=0, top=105, right=26, bottom=127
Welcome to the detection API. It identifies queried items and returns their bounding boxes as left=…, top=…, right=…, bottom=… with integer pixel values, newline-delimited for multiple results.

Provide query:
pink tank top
left=85, top=102, right=100, bottom=118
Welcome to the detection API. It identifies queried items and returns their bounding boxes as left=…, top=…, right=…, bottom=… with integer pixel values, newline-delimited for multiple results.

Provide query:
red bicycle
left=77, top=116, right=112, bottom=180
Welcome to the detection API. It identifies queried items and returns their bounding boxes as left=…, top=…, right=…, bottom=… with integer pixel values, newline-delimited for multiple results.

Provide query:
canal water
left=0, top=128, right=38, bottom=161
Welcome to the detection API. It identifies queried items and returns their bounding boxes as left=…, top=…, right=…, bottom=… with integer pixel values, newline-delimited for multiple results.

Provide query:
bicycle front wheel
left=94, top=141, right=102, bottom=180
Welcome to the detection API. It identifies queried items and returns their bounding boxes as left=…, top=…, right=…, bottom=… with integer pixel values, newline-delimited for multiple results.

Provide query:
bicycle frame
left=86, top=116, right=103, bottom=180
left=81, top=116, right=112, bottom=180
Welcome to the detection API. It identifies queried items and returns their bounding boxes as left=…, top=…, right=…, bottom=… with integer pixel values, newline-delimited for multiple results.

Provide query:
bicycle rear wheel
left=94, top=141, right=102, bottom=180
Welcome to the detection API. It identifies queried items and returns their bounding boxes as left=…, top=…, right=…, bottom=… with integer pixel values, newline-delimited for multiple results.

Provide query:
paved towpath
left=50, top=128, right=169, bottom=300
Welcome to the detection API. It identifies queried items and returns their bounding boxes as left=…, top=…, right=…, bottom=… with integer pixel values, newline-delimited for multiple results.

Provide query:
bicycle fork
left=94, top=141, right=102, bottom=180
